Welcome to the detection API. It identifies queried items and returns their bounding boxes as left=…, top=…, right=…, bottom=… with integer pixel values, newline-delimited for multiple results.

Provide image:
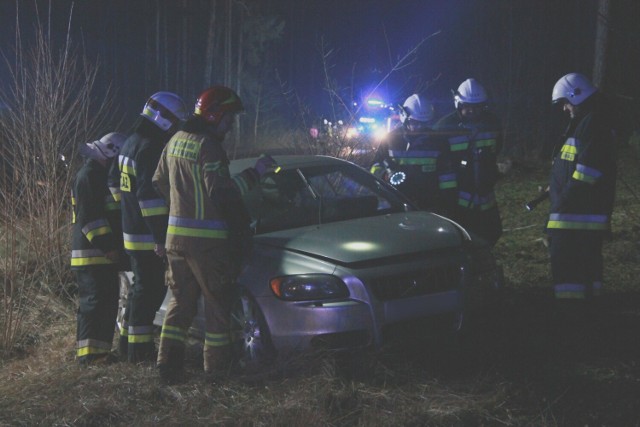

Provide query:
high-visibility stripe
left=475, top=138, right=496, bottom=149
left=457, top=191, right=496, bottom=210
left=82, top=219, right=113, bottom=242
left=160, top=324, right=187, bottom=343
left=168, top=226, right=229, bottom=239
left=560, top=138, right=579, bottom=161
left=127, top=326, right=155, bottom=343
left=204, top=332, right=231, bottom=348
left=572, top=163, right=602, bottom=184
left=554, top=283, right=586, bottom=299
left=193, top=163, right=204, bottom=219
left=123, top=233, right=155, bottom=250
left=128, top=334, right=154, bottom=343
left=139, top=198, right=169, bottom=217
left=438, top=173, right=457, bottom=190
left=77, top=339, right=111, bottom=357
left=104, top=195, right=120, bottom=211
left=109, top=187, right=121, bottom=202
left=167, top=216, right=229, bottom=239
left=71, top=193, right=77, bottom=224
left=119, top=155, right=136, bottom=176
left=70, top=249, right=113, bottom=266
left=547, top=213, right=609, bottom=230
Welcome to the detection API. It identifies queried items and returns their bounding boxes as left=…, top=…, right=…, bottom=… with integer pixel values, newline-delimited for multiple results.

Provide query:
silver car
left=119, top=155, right=500, bottom=368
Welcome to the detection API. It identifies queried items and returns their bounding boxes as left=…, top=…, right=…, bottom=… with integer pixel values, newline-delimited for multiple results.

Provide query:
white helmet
left=141, top=91, right=189, bottom=131
left=551, top=73, right=596, bottom=106
left=454, top=78, right=488, bottom=109
left=400, top=94, right=435, bottom=123
left=80, top=132, right=127, bottom=160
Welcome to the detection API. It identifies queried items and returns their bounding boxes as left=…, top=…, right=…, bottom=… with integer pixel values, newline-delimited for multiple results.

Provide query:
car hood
left=254, top=211, right=463, bottom=265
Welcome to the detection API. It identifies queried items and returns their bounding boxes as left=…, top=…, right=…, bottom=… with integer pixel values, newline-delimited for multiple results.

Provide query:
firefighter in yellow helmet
left=72, top=132, right=127, bottom=364
left=153, top=86, right=276, bottom=383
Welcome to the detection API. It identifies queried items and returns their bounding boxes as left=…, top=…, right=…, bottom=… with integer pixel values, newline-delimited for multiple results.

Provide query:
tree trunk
left=592, top=0, right=610, bottom=89
left=203, top=0, right=217, bottom=87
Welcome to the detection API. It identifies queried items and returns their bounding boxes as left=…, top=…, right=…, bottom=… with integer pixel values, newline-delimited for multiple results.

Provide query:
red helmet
left=194, top=86, right=244, bottom=125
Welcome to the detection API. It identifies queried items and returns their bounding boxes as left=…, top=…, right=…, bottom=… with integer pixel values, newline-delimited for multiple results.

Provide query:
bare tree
left=593, top=0, right=611, bottom=89
left=0, top=8, right=117, bottom=354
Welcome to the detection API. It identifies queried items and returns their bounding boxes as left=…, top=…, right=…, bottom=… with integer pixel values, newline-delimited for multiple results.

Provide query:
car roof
left=229, top=155, right=352, bottom=174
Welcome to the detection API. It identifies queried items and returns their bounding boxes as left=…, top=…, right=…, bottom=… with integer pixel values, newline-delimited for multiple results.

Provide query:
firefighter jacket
left=71, top=159, right=122, bottom=268
left=433, top=111, right=502, bottom=211
left=548, top=98, right=617, bottom=232
left=153, top=129, right=257, bottom=253
left=370, top=126, right=455, bottom=210
left=117, top=128, right=170, bottom=253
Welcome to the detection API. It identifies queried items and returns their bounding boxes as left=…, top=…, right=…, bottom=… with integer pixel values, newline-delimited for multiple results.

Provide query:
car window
left=245, top=163, right=408, bottom=233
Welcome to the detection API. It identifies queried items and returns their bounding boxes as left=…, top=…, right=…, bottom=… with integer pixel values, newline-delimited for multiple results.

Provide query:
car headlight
left=270, top=274, right=349, bottom=301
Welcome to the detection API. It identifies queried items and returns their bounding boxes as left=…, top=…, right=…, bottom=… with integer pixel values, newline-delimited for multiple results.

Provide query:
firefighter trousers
left=75, top=266, right=119, bottom=363
left=157, top=246, right=235, bottom=374
left=548, top=229, right=604, bottom=299
left=121, top=250, right=167, bottom=363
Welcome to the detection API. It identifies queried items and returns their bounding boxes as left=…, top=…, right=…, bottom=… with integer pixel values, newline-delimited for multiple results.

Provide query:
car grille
left=368, top=265, right=462, bottom=301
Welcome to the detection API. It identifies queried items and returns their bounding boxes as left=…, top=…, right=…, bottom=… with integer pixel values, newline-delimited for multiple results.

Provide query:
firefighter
left=370, top=93, right=455, bottom=214
left=116, top=92, right=189, bottom=363
left=72, top=132, right=127, bottom=365
left=153, top=86, right=276, bottom=384
left=547, top=73, right=617, bottom=301
left=433, top=78, right=503, bottom=245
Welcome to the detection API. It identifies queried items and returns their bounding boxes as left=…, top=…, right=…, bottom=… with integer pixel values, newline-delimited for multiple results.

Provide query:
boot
left=157, top=346, right=185, bottom=385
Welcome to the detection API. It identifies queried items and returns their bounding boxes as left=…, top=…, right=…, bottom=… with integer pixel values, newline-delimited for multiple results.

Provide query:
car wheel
left=116, top=272, right=132, bottom=333
left=230, top=288, right=276, bottom=371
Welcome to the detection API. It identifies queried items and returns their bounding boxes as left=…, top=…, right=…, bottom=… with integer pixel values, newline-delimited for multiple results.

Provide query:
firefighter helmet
left=551, top=73, right=596, bottom=106
left=454, top=78, right=488, bottom=109
left=194, top=86, right=244, bottom=126
left=141, top=92, right=188, bottom=131
left=400, top=94, right=435, bottom=124
left=80, top=132, right=127, bottom=160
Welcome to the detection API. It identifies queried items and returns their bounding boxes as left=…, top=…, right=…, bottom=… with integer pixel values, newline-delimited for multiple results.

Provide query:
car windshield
left=243, top=163, right=410, bottom=234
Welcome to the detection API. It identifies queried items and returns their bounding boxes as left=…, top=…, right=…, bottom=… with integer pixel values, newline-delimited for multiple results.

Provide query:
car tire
left=230, top=288, right=276, bottom=372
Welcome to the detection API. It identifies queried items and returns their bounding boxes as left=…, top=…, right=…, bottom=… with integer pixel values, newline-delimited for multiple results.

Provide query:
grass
left=1, top=148, right=640, bottom=426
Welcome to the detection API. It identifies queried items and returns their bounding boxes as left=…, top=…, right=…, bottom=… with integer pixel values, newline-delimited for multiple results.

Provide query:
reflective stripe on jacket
left=117, top=131, right=169, bottom=252
left=547, top=105, right=616, bottom=232
left=153, top=130, right=257, bottom=252
left=71, top=159, right=122, bottom=268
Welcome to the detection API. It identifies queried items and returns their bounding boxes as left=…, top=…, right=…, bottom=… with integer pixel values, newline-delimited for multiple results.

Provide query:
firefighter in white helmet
left=112, top=91, right=189, bottom=363
left=72, top=132, right=128, bottom=364
left=370, top=93, right=455, bottom=213
left=433, top=78, right=503, bottom=245
left=153, top=86, right=276, bottom=384
left=547, top=73, right=616, bottom=302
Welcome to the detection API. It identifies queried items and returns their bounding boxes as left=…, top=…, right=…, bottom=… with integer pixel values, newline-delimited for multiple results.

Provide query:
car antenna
left=296, top=168, right=322, bottom=226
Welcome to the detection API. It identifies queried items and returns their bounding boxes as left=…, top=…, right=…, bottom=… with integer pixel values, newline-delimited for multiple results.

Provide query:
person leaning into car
left=152, top=86, right=276, bottom=384
left=71, top=132, right=127, bottom=365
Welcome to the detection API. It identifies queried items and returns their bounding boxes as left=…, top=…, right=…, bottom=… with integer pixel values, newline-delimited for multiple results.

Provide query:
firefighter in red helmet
left=154, top=86, right=276, bottom=383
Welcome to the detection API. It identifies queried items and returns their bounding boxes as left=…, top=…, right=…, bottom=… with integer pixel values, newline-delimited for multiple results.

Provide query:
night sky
left=1, top=1, right=638, bottom=153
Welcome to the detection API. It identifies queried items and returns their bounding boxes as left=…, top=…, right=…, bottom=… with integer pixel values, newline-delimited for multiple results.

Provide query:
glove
left=254, top=154, right=277, bottom=177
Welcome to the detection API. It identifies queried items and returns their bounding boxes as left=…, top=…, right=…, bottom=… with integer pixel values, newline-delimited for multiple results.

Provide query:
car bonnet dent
left=254, top=211, right=462, bottom=265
